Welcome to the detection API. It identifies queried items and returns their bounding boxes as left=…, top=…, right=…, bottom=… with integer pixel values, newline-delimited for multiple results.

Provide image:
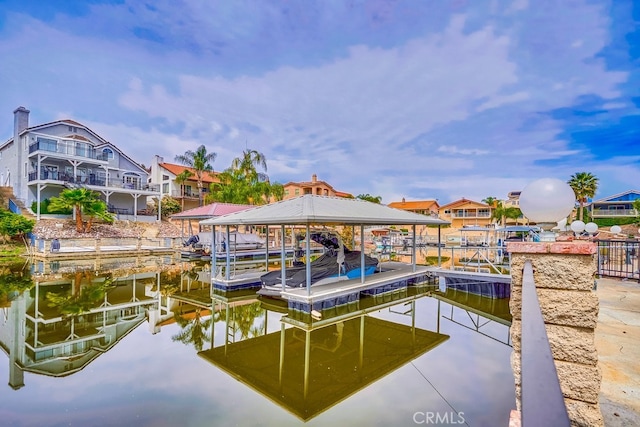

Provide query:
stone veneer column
left=508, top=241, right=603, bottom=427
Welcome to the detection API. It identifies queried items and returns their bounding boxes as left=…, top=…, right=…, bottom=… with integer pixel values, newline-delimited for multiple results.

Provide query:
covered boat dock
left=200, top=195, right=450, bottom=313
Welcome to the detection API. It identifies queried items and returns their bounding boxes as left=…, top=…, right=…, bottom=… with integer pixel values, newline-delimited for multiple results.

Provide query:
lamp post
left=520, top=178, right=576, bottom=242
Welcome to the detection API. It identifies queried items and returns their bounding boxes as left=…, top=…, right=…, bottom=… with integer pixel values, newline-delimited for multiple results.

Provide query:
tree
left=48, top=188, right=111, bottom=233
left=357, top=194, right=382, bottom=204
left=231, top=149, right=268, bottom=182
left=0, top=210, right=35, bottom=244
left=206, top=148, right=283, bottom=205
left=83, top=199, right=114, bottom=232
left=174, top=169, right=194, bottom=211
left=568, top=172, right=599, bottom=221
left=175, top=145, right=217, bottom=206
left=151, top=196, right=181, bottom=219
left=482, top=196, right=498, bottom=207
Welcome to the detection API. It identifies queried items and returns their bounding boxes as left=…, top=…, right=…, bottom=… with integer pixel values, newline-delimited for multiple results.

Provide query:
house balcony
left=28, top=171, right=160, bottom=193
left=591, top=208, right=638, bottom=218
left=170, top=191, right=199, bottom=199
left=451, top=212, right=492, bottom=218
left=28, top=140, right=109, bottom=162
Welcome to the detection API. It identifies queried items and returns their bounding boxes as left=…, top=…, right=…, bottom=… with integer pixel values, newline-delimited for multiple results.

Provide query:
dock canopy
left=199, top=195, right=451, bottom=226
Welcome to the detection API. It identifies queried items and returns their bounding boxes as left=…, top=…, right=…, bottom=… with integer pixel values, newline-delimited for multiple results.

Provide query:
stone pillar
left=508, top=241, right=603, bottom=427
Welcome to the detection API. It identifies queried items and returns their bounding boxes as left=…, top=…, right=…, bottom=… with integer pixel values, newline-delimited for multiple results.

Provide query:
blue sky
left=1, top=0, right=638, bottom=204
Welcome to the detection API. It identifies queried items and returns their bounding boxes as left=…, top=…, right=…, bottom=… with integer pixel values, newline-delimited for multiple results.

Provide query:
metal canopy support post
left=211, top=225, right=217, bottom=278
left=305, top=224, right=311, bottom=296
left=281, top=225, right=286, bottom=292
left=437, top=226, right=442, bottom=266
left=225, top=226, right=231, bottom=280
left=412, top=224, right=417, bottom=272
left=360, top=225, right=365, bottom=283
left=265, top=225, right=269, bottom=271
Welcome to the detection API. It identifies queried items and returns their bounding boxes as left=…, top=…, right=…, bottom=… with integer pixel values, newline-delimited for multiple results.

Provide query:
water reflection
left=202, top=287, right=449, bottom=421
left=0, top=256, right=515, bottom=426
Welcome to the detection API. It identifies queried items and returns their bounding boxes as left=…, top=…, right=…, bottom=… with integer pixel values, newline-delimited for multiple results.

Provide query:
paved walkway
left=596, top=277, right=640, bottom=426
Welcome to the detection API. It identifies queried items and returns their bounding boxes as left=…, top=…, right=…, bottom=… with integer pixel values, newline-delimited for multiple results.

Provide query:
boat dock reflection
left=200, top=285, right=450, bottom=421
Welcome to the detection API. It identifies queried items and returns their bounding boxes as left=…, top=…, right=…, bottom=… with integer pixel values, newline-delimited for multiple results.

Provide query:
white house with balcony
left=0, top=106, right=161, bottom=220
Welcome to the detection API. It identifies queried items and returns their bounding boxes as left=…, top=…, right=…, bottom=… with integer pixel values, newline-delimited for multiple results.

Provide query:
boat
left=257, top=230, right=379, bottom=297
left=181, top=230, right=266, bottom=260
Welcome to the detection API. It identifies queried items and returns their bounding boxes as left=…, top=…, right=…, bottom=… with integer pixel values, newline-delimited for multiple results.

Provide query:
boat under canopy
left=200, top=195, right=450, bottom=312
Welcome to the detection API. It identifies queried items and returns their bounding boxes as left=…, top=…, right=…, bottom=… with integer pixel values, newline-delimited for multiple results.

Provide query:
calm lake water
left=0, top=255, right=515, bottom=427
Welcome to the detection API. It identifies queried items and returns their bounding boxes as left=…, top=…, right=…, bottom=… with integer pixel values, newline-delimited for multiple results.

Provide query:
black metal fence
left=596, top=239, right=640, bottom=282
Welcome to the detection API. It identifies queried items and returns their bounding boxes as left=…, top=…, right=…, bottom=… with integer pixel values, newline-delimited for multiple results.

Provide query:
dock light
left=585, top=222, right=599, bottom=236
left=610, top=225, right=622, bottom=235
left=520, top=178, right=576, bottom=242
left=571, top=220, right=586, bottom=235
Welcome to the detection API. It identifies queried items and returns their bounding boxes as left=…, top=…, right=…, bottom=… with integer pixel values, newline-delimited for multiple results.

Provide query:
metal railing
left=29, top=139, right=109, bottom=161
left=520, top=260, right=570, bottom=426
left=597, top=239, right=640, bottom=282
left=591, top=208, right=638, bottom=217
left=27, top=171, right=160, bottom=192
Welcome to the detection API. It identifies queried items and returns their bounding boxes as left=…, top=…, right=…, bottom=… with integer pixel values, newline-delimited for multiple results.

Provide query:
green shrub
left=31, top=199, right=72, bottom=215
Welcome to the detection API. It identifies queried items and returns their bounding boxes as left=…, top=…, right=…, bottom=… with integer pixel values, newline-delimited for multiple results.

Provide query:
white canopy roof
left=200, top=195, right=450, bottom=227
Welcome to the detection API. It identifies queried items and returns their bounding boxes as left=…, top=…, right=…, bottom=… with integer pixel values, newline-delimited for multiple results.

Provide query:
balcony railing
left=591, top=208, right=638, bottom=217
left=451, top=212, right=491, bottom=218
left=28, top=171, right=160, bottom=192
left=28, top=140, right=109, bottom=162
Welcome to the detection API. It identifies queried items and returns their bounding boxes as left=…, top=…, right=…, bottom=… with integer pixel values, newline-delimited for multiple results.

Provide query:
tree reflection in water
left=45, top=271, right=114, bottom=318
left=0, top=261, right=33, bottom=307
left=172, top=309, right=214, bottom=351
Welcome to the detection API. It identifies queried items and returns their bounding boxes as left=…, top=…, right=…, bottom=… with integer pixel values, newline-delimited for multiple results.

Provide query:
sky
left=1, top=0, right=639, bottom=205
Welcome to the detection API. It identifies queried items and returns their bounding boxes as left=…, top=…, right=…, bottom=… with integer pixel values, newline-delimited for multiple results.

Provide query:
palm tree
left=482, top=196, right=498, bottom=207
left=175, top=145, right=217, bottom=206
left=568, top=172, right=599, bottom=221
left=231, top=149, right=267, bottom=182
left=174, top=169, right=194, bottom=211
left=48, top=188, right=107, bottom=232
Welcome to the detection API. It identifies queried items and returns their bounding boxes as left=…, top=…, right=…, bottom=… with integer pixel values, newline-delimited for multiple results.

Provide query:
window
left=162, top=174, right=169, bottom=181
left=36, top=137, right=58, bottom=152
left=102, top=148, right=114, bottom=160
left=162, top=183, right=169, bottom=193
left=295, top=189, right=300, bottom=195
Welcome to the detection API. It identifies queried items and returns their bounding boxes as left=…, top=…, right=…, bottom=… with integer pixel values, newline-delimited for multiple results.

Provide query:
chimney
left=13, top=106, right=30, bottom=135
left=312, top=174, right=317, bottom=183
left=402, top=197, right=405, bottom=203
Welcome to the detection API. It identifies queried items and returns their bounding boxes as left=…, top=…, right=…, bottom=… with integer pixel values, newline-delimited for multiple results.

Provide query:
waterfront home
left=282, top=174, right=352, bottom=200
left=0, top=106, right=159, bottom=220
left=149, top=155, right=219, bottom=211
left=438, top=198, right=494, bottom=229
left=590, top=189, right=640, bottom=220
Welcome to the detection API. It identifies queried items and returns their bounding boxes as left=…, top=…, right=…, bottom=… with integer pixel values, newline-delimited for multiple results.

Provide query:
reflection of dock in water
left=431, top=287, right=512, bottom=346
left=199, top=314, right=448, bottom=421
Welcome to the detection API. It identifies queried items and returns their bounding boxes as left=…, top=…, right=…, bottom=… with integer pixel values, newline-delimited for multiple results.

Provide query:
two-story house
left=149, top=155, right=219, bottom=211
left=438, top=198, right=494, bottom=229
left=387, top=198, right=440, bottom=217
left=0, top=107, right=160, bottom=220
left=282, top=174, right=352, bottom=200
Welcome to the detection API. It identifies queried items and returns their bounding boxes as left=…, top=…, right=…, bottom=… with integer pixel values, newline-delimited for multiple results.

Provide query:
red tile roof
left=388, top=200, right=439, bottom=210
left=160, top=162, right=219, bottom=183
